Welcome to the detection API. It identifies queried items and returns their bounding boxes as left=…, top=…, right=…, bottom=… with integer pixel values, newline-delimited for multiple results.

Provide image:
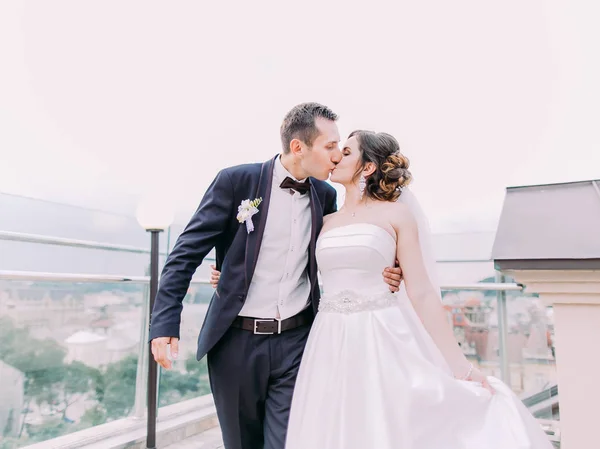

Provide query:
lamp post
left=136, top=197, right=174, bottom=449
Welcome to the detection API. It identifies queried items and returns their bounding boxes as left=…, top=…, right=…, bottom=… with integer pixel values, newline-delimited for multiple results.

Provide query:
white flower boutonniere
left=237, top=197, right=263, bottom=233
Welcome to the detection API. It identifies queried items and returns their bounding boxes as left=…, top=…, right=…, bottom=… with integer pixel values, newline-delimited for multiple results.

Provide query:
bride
left=283, top=130, right=553, bottom=448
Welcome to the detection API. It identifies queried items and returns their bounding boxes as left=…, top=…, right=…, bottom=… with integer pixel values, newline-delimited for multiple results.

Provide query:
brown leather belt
left=231, top=307, right=313, bottom=335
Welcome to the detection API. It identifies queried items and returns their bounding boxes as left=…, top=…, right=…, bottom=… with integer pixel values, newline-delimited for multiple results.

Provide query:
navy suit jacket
left=149, top=155, right=338, bottom=360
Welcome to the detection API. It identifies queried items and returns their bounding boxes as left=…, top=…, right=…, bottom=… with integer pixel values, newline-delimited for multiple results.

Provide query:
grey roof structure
left=492, top=179, right=600, bottom=270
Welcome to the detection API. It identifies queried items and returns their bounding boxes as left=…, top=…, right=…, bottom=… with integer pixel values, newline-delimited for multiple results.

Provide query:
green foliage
left=0, top=317, right=210, bottom=447
left=95, top=355, right=138, bottom=419
left=0, top=437, right=20, bottom=449
left=24, top=417, right=68, bottom=443
left=0, top=318, right=101, bottom=422
left=159, top=357, right=210, bottom=406
left=78, top=405, right=107, bottom=427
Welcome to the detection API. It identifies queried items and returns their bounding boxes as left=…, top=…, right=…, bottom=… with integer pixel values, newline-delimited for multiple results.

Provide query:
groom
left=149, top=103, right=402, bottom=449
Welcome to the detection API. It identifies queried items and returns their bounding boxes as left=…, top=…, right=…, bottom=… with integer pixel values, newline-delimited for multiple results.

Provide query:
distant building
left=444, top=293, right=557, bottom=396
left=0, top=360, right=24, bottom=437
left=64, top=321, right=140, bottom=368
left=0, top=282, right=85, bottom=329
left=65, top=330, right=110, bottom=367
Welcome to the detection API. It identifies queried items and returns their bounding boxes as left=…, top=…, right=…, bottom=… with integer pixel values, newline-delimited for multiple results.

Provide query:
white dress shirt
left=239, top=156, right=312, bottom=320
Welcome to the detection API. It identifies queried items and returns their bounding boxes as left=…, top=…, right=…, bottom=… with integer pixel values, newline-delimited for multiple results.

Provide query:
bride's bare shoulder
left=322, top=211, right=342, bottom=231
left=384, top=201, right=417, bottom=229
left=323, top=211, right=339, bottom=224
left=383, top=200, right=410, bottom=216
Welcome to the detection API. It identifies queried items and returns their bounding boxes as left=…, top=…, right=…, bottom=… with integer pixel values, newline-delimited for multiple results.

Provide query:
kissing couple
left=149, top=103, right=553, bottom=449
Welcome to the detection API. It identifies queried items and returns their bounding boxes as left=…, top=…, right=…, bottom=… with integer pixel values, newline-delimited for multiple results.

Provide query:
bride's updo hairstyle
left=349, top=130, right=412, bottom=202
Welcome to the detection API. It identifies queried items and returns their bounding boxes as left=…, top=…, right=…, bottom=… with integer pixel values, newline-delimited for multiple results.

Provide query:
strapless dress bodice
left=316, top=223, right=398, bottom=313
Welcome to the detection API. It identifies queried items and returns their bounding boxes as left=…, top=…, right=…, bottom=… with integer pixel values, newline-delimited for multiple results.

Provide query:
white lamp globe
left=136, top=194, right=174, bottom=231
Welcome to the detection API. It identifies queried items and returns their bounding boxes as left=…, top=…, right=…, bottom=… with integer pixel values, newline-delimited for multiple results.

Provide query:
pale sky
left=1, top=1, right=599, bottom=233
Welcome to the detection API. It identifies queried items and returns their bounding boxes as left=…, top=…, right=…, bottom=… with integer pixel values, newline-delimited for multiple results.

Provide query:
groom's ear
left=289, top=138, right=304, bottom=156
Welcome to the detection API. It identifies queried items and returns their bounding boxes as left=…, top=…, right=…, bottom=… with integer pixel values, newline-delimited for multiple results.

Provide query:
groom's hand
left=209, top=264, right=221, bottom=288
left=383, top=260, right=403, bottom=292
left=151, top=337, right=179, bottom=370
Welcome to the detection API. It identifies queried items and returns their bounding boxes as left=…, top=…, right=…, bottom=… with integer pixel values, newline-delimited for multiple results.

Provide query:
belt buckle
left=253, top=319, right=282, bottom=335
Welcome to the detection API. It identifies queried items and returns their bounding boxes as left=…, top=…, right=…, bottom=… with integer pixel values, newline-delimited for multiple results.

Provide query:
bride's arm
left=392, top=204, right=492, bottom=390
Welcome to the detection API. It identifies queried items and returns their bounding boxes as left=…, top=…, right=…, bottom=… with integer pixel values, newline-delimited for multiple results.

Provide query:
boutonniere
left=237, top=197, right=263, bottom=233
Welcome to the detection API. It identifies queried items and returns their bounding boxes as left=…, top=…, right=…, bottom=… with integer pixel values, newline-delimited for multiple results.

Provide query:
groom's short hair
left=280, top=102, right=338, bottom=153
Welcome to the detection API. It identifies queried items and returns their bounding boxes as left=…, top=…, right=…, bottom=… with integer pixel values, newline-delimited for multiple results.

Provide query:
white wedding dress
left=285, top=223, right=553, bottom=449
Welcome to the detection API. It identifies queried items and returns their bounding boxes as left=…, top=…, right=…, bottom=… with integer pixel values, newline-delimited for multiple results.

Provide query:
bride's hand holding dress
left=391, top=201, right=494, bottom=394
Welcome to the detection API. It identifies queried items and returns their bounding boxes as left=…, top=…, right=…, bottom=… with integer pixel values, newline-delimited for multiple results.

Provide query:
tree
left=0, top=317, right=212, bottom=446
left=94, top=355, right=138, bottom=420
left=0, top=438, right=20, bottom=449
left=78, top=405, right=107, bottom=428
left=0, top=317, right=101, bottom=440
left=23, top=417, right=68, bottom=443
left=59, top=362, right=99, bottom=419
left=158, top=355, right=211, bottom=406
left=0, top=317, right=68, bottom=437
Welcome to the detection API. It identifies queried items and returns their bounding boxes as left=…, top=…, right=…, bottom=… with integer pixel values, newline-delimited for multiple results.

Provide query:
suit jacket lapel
left=244, top=155, right=276, bottom=290
left=308, top=182, right=323, bottom=289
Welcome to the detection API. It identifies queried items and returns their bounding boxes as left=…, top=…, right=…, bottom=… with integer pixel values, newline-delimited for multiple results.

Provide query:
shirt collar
left=274, top=155, right=308, bottom=183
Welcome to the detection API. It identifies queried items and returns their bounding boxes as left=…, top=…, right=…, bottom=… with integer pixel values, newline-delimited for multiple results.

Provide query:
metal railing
left=0, top=269, right=523, bottom=291
left=0, top=229, right=220, bottom=261
left=0, top=230, right=487, bottom=271
left=0, top=230, right=167, bottom=255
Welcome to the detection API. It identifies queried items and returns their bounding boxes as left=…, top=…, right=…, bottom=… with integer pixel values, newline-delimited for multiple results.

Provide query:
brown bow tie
left=280, top=176, right=310, bottom=194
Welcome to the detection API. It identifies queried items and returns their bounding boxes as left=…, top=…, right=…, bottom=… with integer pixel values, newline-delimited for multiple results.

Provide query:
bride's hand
left=467, top=367, right=495, bottom=394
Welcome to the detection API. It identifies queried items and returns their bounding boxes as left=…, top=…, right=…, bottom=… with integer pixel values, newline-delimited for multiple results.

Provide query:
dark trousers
left=207, top=324, right=311, bottom=449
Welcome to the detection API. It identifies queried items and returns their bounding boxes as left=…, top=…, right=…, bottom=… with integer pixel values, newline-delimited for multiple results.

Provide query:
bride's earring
left=359, top=174, right=366, bottom=200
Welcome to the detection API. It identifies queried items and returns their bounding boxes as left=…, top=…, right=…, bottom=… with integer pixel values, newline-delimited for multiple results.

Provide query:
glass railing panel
left=0, top=280, right=146, bottom=448
left=441, top=285, right=558, bottom=427
left=157, top=283, right=214, bottom=408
